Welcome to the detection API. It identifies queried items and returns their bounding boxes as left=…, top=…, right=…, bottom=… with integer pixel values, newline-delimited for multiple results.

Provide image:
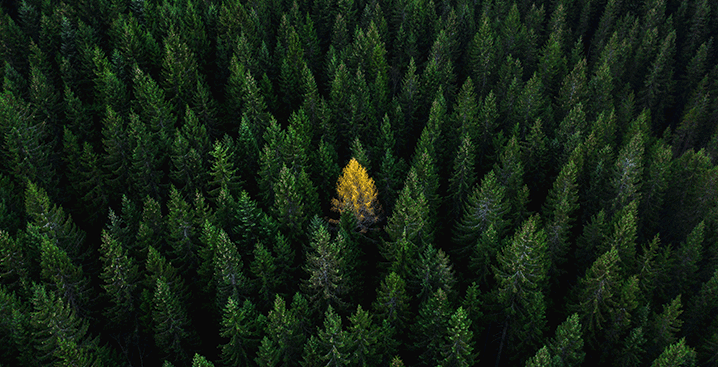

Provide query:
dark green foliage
left=257, top=294, right=304, bottom=366
left=548, top=313, right=586, bottom=367
left=650, top=338, right=696, bottom=367
left=36, top=235, right=90, bottom=321
left=1, top=91, right=56, bottom=192
left=492, top=215, right=549, bottom=361
left=544, top=159, right=580, bottom=278
left=219, top=297, right=264, bottom=366
left=99, top=229, right=140, bottom=330
left=413, top=244, right=456, bottom=304
left=385, top=168, right=431, bottom=246
left=302, top=305, right=350, bottom=367
left=412, top=288, right=452, bottom=366
left=1, top=2, right=717, bottom=365
left=439, top=306, right=476, bottom=367
left=373, top=271, right=411, bottom=330
left=212, top=227, right=249, bottom=310
left=30, top=283, right=105, bottom=366
left=152, top=277, right=195, bottom=365
left=455, top=170, right=509, bottom=261
left=302, top=217, right=349, bottom=312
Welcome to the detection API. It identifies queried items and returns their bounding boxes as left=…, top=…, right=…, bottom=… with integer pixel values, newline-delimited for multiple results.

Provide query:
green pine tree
left=439, top=306, right=476, bottom=367
left=219, top=297, right=264, bottom=366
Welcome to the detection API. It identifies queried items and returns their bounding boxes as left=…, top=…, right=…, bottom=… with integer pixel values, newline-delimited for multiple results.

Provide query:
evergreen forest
left=2, top=0, right=718, bottom=366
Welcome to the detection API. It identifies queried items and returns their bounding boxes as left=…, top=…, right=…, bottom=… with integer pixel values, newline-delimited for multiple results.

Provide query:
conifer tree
left=606, top=200, right=639, bottom=274
left=166, top=185, right=199, bottom=276
left=280, top=27, right=306, bottom=115
left=650, top=338, right=696, bottom=367
left=128, top=111, right=165, bottom=200
left=439, top=306, right=475, bottom=367
left=30, top=283, right=104, bottom=366
left=468, top=13, right=496, bottom=97
left=99, top=229, right=140, bottom=330
left=135, top=196, right=166, bottom=259
left=572, top=247, right=639, bottom=346
left=346, top=304, right=380, bottom=366
left=315, top=137, right=342, bottom=206
left=251, top=241, right=280, bottom=307
left=208, top=136, right=242, bottom=200
left=575, top=208, right=610, bottom=271
left=257, top=294, right=304, bottom=366
left=385, top=168, right=431, bottom=247
left=37, top=233, right=90, bottom=319
left=494, top=135, right=530, bottom=227
left=525, top=346, right=553, bottom=367
left=331, top=158, right=380, bottom=232
left=669, top=221, right=704, bottom=299
left=454, top=170, right=509, bottom=257
left=0, top=230, right=30, bottom=295
left=24, top=181, right=86, bottom=263
left=0, top=284, right=34, bottom=366
left=302, top=217, right=348, bottom=312
left=192, top=353, right=215, bottom=367
left=548, top=313, right=585, bottom=367
left=213, top=228, right=248, bottom=310
left=152, top=277, right=195, bottom=365
left=413, top=244, right=456, bottom=304
left=273, top=164, right=309, bottom=239
left=1, top=90, right=56, bottom=192
left=493, top=215, right=549, bottom=361
left=170, top=130, right=205, bottom=196
left=640, top=30, right=676, bottom=127
left=303, top=305, right=350, bottom=367
left=648, top=295, right=684, bottom=359
left=92, top=46, right=129, bottom=114
left=558, top=58, right=588, bottom=120
left=451, top=77, right=479, bottom=146
left=101, top=105, right=131, bottom=194
left=413, top=288, right=452, bottom=366
left=219, top=297, right=264, bottom=366
left=373, top=271, right=411, bottom=331
left=612, top=132, right=645, bottom=214
left=543, top=159, right=580, bottom=278
left=132, top=64, right=176, bottom=143
left=161, top=26, right=199, bottom=111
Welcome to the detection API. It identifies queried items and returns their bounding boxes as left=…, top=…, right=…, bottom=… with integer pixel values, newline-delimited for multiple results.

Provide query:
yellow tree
left=332, top=158, right=380, bottom=232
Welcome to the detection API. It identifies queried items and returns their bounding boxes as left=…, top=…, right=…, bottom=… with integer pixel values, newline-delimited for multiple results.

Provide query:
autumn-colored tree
left=331, top=158, right=381, bottom=232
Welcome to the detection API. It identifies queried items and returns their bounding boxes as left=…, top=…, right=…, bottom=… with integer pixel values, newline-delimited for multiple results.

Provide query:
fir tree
left=548, top=313, right=585, bottom=367
left=373, top=271, right=411, bottom=331
left=302, top=217, right=348, bottom=312
left=303, top=305, right=350, bottom=367
left=439, top=306, right=476, bottom=367
left=650, top=338, right=696, bottom=367
left=152, top=277, right=195, bottom=365
left=385, top=168, right=431, bottom=246
left=493, top=215, right=549, bottom=362
left=208, top=137, right=242, bottom=200
left=37, top=232, right=90, bottom=318
left=219, top=297, right=264, bottom=366
left=30, top=283, right=104, bottom=366
left=412, top=288, right=452, bottom=366
left=543, top=159, right=580, bottom=278
left=213, top=228, right=248, bottom=310
left=454, top=170, right=510, bottom=257
left=99, top=229, right=140, bottom=330
left=257, top=294, right=304, bottom=366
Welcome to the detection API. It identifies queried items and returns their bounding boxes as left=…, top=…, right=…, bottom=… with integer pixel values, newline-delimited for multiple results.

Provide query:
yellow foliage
left=331, top=158, right=380, bottom=230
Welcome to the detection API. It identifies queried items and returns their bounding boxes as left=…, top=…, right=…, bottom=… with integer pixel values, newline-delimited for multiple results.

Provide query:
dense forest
left=1, top=0, right=718, bottom=366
